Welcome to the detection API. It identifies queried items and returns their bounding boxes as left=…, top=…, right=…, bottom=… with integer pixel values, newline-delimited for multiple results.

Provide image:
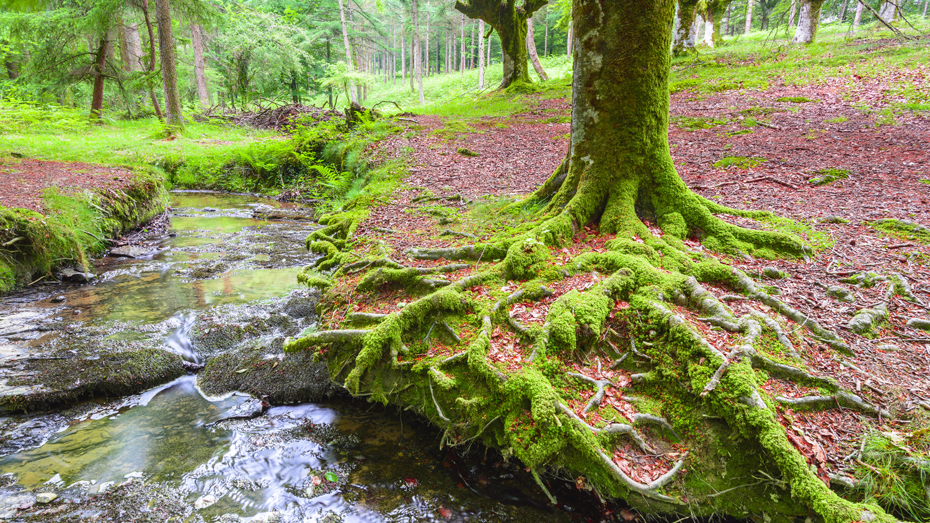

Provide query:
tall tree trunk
left=487, top=29, right=492, bottom=64
left=745, top=0, right=754, bottom=33
left=703, top=13, right=715, bottom=46
left=413, top=0, right=425, bottom=104
left=156, top=0, right=184, bottom=129
left=337, top=0, right=357, bottom=104
left=924, top=0, right=929, bottom=18
left=839, top=0, right=850, bottom=21
left=852, top=0, right=865, bottom=32
left=526, top=17, right=548, bottom=81
left=460, top=14, right=466, bottom=74
left=90, top=37, right=109, bottom=122
left=471, top=20, right=477, bottom=69
left=425, top=19, right=431, bottom=77
left=543, top=5, right=548, bottom=57
left=125, top=23, right=143, bottom=72
left=672, top=0, right=701, bottom=55
left=117, top=18, right=130, bottom=73
left=792, top=0, right=826, bottom=43
left=191, top=23, right=210, bottom=110
left=478, top=19, right=485, bottom=88
left=401, top=33, right=406, bottom=83
left=141, top=0, right=164, bottom=120
left=789, top=0, right=797, bottom=28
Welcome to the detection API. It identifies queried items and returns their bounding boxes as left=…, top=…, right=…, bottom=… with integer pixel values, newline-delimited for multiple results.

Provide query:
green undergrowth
left=850, top=427, right=930, bottom=521
left=776, top=96, right=819, bottom=103
left=0, top=171, right=167, bottom=293
left=671, top=116, right=728, bottom=130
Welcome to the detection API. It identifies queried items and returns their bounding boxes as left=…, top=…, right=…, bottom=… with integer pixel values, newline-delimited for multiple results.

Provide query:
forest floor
left=333, top=66, right=930, bottom=488
left=0, top=159, right=142, bottom=212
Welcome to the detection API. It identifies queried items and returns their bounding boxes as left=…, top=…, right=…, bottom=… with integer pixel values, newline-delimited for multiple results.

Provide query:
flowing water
left=0, top=193, right=581, bottom=522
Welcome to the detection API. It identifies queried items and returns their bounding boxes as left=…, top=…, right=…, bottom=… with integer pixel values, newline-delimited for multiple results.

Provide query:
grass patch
left=713, top=156, right=766, bottom=169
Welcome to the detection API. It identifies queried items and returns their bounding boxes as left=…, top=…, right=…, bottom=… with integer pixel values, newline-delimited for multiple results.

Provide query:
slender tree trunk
left=156, top=0, right=184, bottom=129
left=337, top=0, right=357, bottom=104
left=852, top=0, right=865, bottom=31
left=792, top=0, right=826, bottom=43
left=923, top=0, right=929, bottom=18
left=141, top=0, right=164, bottom=120
left=487, top=29, right=492, bottom=65
left=410, top=38, right=415, bottom=90
left=117, top=18, right=130, bottom=73
left=125, top=23, right=143, bottom=72
left=401, top=33, right=406, bottom=83
left=460, top=14, right=466, bottom=74
left=191, top=23, right=210, bottom=110
left=703, top=14, right=715, bottom=46
left=425, top=19, right=431, bottom=77
left=839, top=0, right=850, bottom=21
left=672, top=0, right=700, bottom=55
left=745, top=0, right=754, bottom=33
left=725, top=3, right=732, bottom=34
left=526, top=17, right=548, bottom=81
left=471, top=20, right=477, bottom=69
left=90, top=37, right=109, bottom=122
left=789, top=0, right=797, bottom=28
left=543, top=6, right=548, bottom=57
left=478, top=19, right=485, bottom=88
left=413, top=0, right=425, bottom=104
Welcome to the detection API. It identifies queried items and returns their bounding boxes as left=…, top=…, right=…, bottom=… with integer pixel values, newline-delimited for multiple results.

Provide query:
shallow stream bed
left=0, top=193, right=580, bottom=522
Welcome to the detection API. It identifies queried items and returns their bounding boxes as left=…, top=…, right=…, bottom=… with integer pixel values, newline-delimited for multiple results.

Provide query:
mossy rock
left=0, top=348, right=186, bottom=412
left=809, top=168, right=850, bottom=186
left=871, top=219, right=930, bottom=244
left=847, top=304, right=888, bottom=337
left=198, top=340, right=339, bottom=404
left=456, top=147, right=480, bottom=157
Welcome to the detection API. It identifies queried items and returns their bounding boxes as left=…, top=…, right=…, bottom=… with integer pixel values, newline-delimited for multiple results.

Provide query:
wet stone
left=58, top=269, right=94, bottom=283
left=50, top=296, right=66, bottom=304
left=762, top=267, right=788, bottom=279
left=109, top=246, right=153, bottom=258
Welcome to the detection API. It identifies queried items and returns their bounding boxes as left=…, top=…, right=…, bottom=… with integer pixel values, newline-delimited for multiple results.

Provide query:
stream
left=0, top=193, right=583, bottom=522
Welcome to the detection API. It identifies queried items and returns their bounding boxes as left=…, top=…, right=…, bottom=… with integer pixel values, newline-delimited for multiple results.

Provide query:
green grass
left=776, top=96, right=819, bottom=103
left=809, top=168, right=851, bottom=186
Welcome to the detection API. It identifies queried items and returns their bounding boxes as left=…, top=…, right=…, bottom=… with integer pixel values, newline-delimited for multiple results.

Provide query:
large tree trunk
left=478, top=19, right=486, bottom=88
left=124, top=23, right=143, bottom=72
left=90, top=37, right=109, bottom=122
left=156, top=0, right=184, bottom=130
left=141, top=0, right=164, bottom=120
left=337, top=0, right=357, bottom=104
left=191, top=23, right=211, bottom=111
left=526, top=17, right=548, bottom=81
left=792, top=0, right=826, bottom=43
left=672, top=0, right=701, bottom=56
left=744, top=0, right=754, bottom=33
left=413, top=0, right=425, bottom=104
left=455, top=0, right=546, bottom=89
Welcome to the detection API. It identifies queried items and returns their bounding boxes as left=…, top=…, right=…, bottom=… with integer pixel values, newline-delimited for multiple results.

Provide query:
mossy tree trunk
left=455, top=0, right=547, bottom=89
left=672, top=0, right=701, bottom=56
left=155, top=0, right=184, bottom=130
left=792, top=0, right=826, bottom=43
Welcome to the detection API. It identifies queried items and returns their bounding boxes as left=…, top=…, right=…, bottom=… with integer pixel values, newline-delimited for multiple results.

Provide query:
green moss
left=809, top=168, right=850, bottom=186
left=505, top=237, right=553, bottom=280
left=671, top=116, right=728, bottom=131
left=713, top=156, right=766, bottom=169
left=871, top=219, right=930, bottom=244
left=456, top=147, right=480, bottom=157
left=776, top=96, right=818, bottom=103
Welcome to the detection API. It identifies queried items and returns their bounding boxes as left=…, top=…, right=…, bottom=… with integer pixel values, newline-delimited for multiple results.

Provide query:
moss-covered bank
left=0, top=170, right=168, bottom=294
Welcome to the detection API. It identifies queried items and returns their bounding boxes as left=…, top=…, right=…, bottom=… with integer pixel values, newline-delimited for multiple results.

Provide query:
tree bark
left=789, top=0, right=797, bottom=28
left=413, top=0, right=425, bottom=104
left=455, top=0, right=547, bottom=89
left=792, top=0, right=826, bottom=43
left=878, top=1, right=896, bottom=22
left=744, top=0, right=754, bottom=33
left=156, top=0, right=184, bottom=129
left=460, top=13, right=466, bottom=74
left=839, top=0, right=850, bottom=21
left=90, top=37, right=109, bottom=122
left=141, top=0, right=164, bottom=120
left=672, top=0, right=701, bottom=55
left=852, top=0, right=865, bottom=31
left=337, top=0, right=357, bottom=104
left=191, top=23, right=210, bottom=110
left=566, top=21, right=572, bottom=57
left=526, top=17, right=548, bottom=81
left=543, top=5, right=548, bottom=57
left=478, top=19, right=486, bottom=88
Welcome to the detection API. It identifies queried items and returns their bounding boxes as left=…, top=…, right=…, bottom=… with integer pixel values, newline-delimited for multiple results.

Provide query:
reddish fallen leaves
left=0, top=159, right=141, bottom=212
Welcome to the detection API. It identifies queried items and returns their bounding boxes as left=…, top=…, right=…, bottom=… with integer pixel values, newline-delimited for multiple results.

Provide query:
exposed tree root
left=290, top=185, right=897, bottom=521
